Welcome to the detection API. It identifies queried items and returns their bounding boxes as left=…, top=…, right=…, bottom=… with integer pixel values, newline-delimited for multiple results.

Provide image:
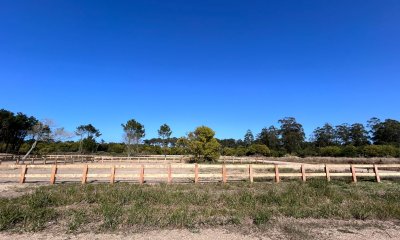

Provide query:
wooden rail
left=1, top=163, right=400, bottom=184
left=0, top=154, right=190, bottom=165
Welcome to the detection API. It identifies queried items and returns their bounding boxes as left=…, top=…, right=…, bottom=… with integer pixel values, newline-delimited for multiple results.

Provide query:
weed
left=253, top=211, right=271, bottom=225
left=67, top=209, right=87, bottom=232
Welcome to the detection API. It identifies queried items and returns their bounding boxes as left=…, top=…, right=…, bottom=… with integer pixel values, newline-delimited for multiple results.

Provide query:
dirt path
left=0, top=182, right=38, bottom=198
left=1, top=220, right=400, bottom=240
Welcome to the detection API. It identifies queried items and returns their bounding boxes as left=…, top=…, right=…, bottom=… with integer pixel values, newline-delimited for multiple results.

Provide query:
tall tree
left=278, top=117, right=305, bottom=153
left=349, top=123, right=369, bottom=146
left=22, top=119, right=72, bottom=160
left=158, top=124, right=172, bottom=159
left=0, top=109, right=37, bottom=153
left=243, top=130, right=254, bottom=146
left=256, top=126, right=281, bottom=150
left=335, top=124, right=351, bottom=145
left=312, top=123, right=336, bottom=147
left=75, top=124, right=101, bottom=153
left=22, top=120, right=51, bottom=160
left=367, top=117, right=381, bottom=139
left=368, top=118, right=400, bottom=145
left=121, top=119, right=145, bottom=157
left=217, top=138, right=237, bottom=148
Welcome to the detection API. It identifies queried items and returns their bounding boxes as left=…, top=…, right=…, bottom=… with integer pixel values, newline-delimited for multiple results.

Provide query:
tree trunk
left=22, top=140, right=38, bottom=160
left=164, top=139, right=167, bottom=161
left=127, top=138, right=131, bottom=157
left=79, top=138, right=83, bottom=153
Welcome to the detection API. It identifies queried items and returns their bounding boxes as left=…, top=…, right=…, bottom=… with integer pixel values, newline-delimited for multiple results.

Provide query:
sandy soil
left=1, top=219, right=400, bottom=240
left=0, top=182, right=39, bottom=198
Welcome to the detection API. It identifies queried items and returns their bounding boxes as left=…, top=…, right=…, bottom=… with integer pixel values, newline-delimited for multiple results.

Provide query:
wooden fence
left=1, top=163, right=400, bottom=184
left=0, top=154, right=190, bottom=165
left=1, top=155, right=262, bottom=165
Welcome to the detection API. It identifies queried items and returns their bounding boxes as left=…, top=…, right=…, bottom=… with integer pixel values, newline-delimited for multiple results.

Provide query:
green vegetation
left=1, top=108, right=400, bottom=159
left=75, top=124, right=102, bottom=153
left=1, top=181, right=400, bottom=232
left=121, top=119, right=146, bottom=157
left=186, top=126, right=221, bottom=162
left=158, top=123, right=172, bottom=158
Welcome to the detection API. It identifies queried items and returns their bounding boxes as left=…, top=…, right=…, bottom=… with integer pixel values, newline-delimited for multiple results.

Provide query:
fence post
left=222, top=164, right=227, bottom=183
left=139, top=164, right=144, bottom=184
left=301, top=164, right=306, bottom=182
left=81, top=165, right=88, bottom=184
left=194, top=163, right=199, bottom=183
left=373, top=164, right=381, bottom=183
left=110, top=165, right=116, bottom=184
left=50, top=164, right=57, bottom=184
left=249, top=164, right=253, bottom=183
left=167, top=164, right=172, bottom=184
left=19, top=165, right=27, bottom=184
left=274, top=164, right=280, bottom=183
left=325, top=164, right=331, bottom=182
left=351, top=164, right=357, bottom=183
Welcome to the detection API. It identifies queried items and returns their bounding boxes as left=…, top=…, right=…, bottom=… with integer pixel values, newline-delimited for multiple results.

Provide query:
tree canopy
left=278, top=117, right=305, bottom=153
left=187, top=126, right=221, bottom=162
left=121, top=119, right=145, bottom=156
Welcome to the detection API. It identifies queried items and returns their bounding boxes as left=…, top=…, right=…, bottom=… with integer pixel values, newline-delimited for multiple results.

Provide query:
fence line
left=0, top=154, right=190, bottom=165
left=1, top=163, right=400, bottom=184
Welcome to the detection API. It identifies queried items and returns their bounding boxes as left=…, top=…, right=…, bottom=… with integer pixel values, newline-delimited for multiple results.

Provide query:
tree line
left=1, top=108, right=399, bottom=161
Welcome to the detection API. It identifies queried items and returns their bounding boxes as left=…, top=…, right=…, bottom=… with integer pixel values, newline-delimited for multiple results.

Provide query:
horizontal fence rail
left=0, top=154, right=190, bottom=165
left=1, top=163, right=400, bottom=184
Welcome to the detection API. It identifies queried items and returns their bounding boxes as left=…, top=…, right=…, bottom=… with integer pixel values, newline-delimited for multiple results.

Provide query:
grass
left=1, top=180, right=400, bottom=232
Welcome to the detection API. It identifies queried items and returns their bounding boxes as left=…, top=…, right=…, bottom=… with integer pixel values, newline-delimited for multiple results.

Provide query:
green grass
left=1, top=180, right=400, bottom=232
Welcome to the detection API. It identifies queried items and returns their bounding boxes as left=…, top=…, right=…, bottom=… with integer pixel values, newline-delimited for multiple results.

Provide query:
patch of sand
left=1, top=219, right=400, bottom=240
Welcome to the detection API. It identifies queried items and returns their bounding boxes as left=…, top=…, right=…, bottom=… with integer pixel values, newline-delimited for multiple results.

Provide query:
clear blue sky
left=1, top=0, right=399, bottom=142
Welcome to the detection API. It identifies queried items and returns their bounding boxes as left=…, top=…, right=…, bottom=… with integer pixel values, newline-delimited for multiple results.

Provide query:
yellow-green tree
left=187, top=126, right=220, bottom=162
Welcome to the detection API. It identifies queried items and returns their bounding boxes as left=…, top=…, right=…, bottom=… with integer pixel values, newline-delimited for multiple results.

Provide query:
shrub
left=107, top=143, right=125, bottom=154
left=247, top=144, right=271, bottom=156
left=319, top=146, right=341, bottom=157
left=235, top=146, right=247, bottom=156
left=363, top=145, right=399, bottom=157
left=340, top=145, right=358, bottom=157
left=296, top=146, right=318, bottom=157
left=222, top=147, right=236, bottom=156
left=270, top=149, right=287, bottom=157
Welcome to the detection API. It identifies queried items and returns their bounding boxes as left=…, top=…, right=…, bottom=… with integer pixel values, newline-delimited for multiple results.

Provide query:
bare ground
left=0, top=182, right=39, bottom=198
left=0, top=218, right=400, bottom=240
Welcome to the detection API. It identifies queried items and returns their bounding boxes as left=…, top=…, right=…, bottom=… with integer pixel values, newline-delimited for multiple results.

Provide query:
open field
left=1, top=181, right=400, bottom=239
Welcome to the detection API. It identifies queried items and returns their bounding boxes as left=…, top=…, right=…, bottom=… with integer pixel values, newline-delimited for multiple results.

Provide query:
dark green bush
left=247, top=144, right=271, bottom=156
left=362, top=145, right=399, bottom=157
left=319, top=146, right=341, bottom=157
